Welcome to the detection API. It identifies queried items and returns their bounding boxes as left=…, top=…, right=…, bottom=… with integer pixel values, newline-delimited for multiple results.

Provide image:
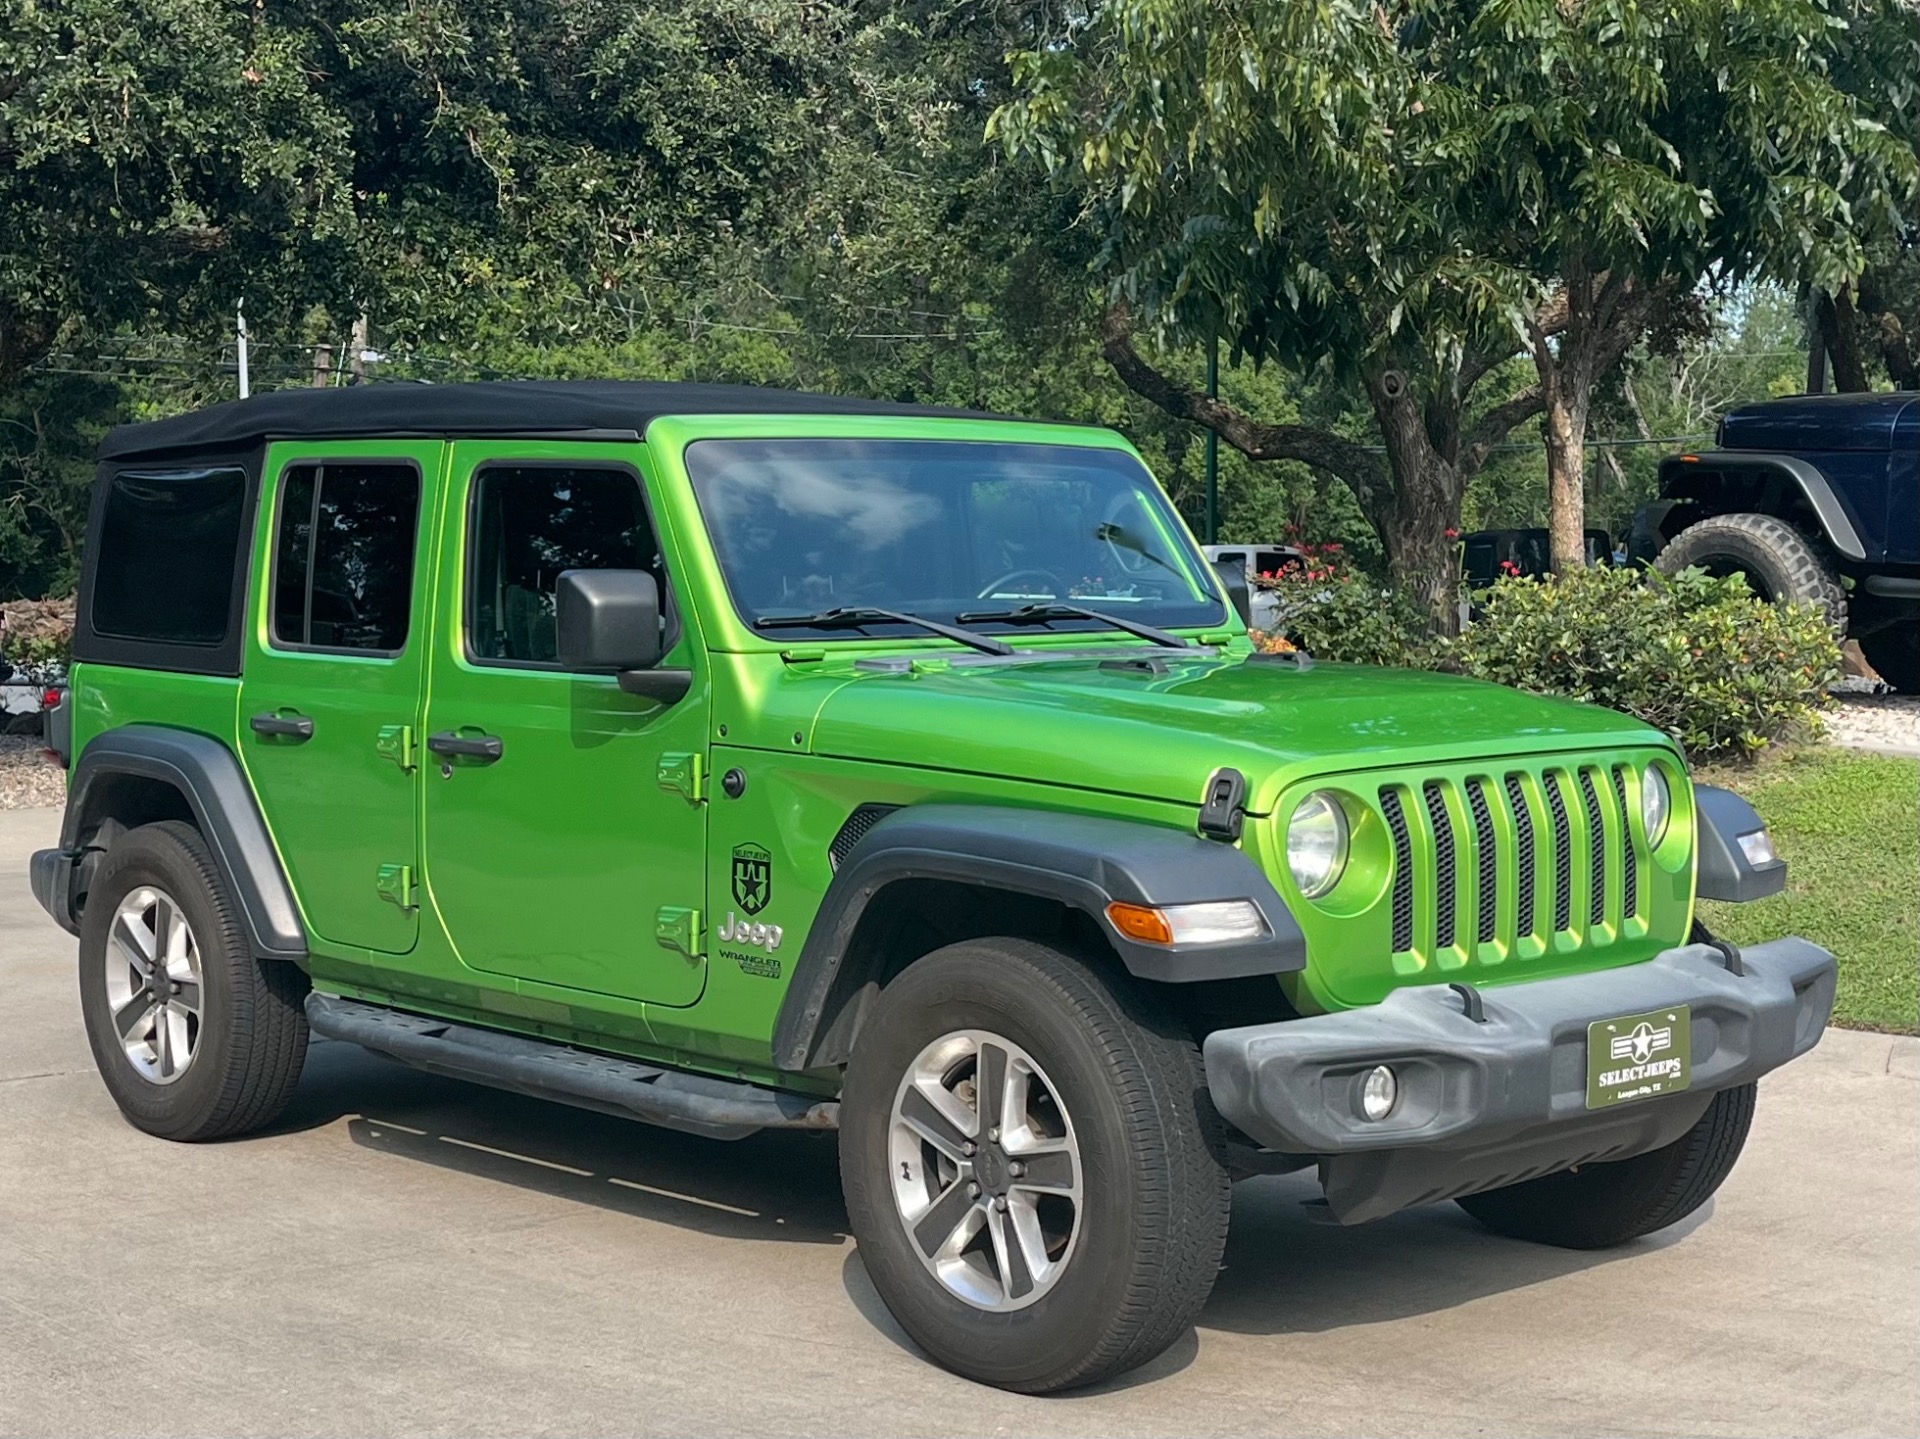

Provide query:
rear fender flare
left=58, top=725, right=307, bottom=961
left=770, top=804, right=1305, bottom=1072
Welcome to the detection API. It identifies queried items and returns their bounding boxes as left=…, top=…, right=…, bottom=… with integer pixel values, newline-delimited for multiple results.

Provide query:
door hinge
left=657, top=751, right=705, bottom=804
left=654, top=905, right=703, bottom=960
left=375, top=724, right=416, bottom=772
left=375, top=863, right=416, bottom=911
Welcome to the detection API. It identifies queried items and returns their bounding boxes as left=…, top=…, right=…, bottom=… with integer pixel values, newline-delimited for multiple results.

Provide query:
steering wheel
left=976, top=567, right=1068, bottom=600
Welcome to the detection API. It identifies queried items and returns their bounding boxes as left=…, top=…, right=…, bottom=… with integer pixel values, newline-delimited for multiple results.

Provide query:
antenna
left=236, top=303, right=251, bottom=399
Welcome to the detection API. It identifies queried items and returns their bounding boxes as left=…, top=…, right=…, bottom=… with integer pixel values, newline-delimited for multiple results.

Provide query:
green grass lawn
left=1694, top=747, right=1918, bottom=1033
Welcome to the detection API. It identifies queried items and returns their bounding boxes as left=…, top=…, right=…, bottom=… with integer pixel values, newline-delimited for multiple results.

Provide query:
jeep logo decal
left=731, top=843, right=772, bottom=916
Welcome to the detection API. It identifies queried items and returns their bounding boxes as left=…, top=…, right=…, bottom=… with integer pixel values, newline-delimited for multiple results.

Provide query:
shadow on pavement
left=1201, top=1169, right=1711, bottom=1335
left=282, top=1036, right=849, bottom=1246
left=283, top=1035, right=1713, bottom=1347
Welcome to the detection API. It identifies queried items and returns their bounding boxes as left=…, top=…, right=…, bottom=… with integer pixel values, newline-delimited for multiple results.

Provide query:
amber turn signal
left=1106, top=902, right=1175, bottom=945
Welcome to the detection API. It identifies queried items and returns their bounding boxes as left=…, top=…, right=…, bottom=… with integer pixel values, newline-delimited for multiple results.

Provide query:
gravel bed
left=0, top=735, right=66, bottom=809
left=1823, top=692, right=1920, bottom=756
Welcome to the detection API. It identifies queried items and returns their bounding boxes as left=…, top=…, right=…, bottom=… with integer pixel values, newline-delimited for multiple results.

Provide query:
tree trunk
left=1542, top=389, right=1589, bottom=575
left=1527, top=264, right=1652, bottom=577
left=1366, top=366, right=1466, bottom=629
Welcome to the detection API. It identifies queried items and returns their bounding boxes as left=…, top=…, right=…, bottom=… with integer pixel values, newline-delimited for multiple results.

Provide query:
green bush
left=1445, top=567, right=1840, bottom=757
left=1250, top=545, right=1432, bottom=667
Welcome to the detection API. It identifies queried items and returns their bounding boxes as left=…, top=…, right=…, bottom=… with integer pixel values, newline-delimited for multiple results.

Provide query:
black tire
left=77, top=820, right=310, bottom=1141
left=1457, top=1083, right=1756, bottom=1249
left=1857, top=618, right=1920, bottom=692
left=1654, top=513, right=1846, bottom=632
left=841, top=937, right=1230, bottom=1393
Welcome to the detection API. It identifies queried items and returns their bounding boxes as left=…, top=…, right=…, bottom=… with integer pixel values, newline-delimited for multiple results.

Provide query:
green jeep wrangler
left=33, top=381, right=1835, bottom=1393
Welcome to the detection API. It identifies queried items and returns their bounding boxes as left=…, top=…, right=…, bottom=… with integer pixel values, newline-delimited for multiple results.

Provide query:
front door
left=420, top=444, right=710, bottom=1006
left=240, top=444, right=441, bottom=955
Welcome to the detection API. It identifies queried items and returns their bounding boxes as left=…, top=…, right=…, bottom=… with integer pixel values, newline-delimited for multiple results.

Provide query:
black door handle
left=426, top=730, right=504, bottom=762
left=250, top=713, right=315, bottom=740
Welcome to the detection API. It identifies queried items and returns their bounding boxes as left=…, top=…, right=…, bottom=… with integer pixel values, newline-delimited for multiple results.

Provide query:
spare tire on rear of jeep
left=1653, top=513, right=1846, bottom=632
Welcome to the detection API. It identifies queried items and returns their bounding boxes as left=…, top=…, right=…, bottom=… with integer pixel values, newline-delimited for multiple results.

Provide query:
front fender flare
left=1657, top=450, right=1867, bottom=561
left=770, top=804, right=1305, bottom=1071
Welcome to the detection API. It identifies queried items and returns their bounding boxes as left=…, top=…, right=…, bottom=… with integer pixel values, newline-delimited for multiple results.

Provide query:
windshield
left=686, top=439, right=1225, bottom=640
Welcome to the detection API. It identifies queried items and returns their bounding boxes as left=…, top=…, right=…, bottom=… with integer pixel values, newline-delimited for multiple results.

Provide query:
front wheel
left=1457, top=1083, right=1756, bottom=1249
left=840, top=937, right=1230, bottom=1393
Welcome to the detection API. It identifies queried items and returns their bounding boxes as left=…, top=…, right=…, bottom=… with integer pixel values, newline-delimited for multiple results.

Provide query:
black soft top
left=99, top=379, right=1000, bottom=461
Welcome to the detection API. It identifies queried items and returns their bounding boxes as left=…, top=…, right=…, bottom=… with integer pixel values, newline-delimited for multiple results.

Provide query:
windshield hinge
left=1198, top=767, right=1249, bottom=842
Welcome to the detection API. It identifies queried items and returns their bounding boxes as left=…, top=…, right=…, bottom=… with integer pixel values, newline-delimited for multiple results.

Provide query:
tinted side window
left=468, top=466, right=660, bottom=666
left=92, top=467, right=247, bottom=645
left=272, top=463, right=421, bottom=652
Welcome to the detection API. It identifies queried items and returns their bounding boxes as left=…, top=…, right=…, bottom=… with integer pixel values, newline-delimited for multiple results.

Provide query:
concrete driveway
left=2, top=805, right=1914, bottom=1437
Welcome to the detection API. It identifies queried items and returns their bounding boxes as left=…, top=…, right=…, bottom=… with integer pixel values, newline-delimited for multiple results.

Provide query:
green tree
left=0, top=0, right=356, bottom=388
left=992, top=0, right=1917, bottom=606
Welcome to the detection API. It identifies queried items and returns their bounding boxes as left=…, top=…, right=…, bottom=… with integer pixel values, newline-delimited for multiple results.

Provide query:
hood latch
left=1198, top=767, right=1249, bottom=842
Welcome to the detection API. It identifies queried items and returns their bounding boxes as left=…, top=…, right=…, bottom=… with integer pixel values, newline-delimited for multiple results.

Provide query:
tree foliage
left=993, top=0, right=1917, bottom=603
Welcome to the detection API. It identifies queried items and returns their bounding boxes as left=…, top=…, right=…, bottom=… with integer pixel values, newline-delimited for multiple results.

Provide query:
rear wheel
left=78, top=821, right=310, bottom=1141
left=1655, top=513, right=1846, bottom=632
left=1457, top=1083, right=1756, bottom=1249
left=840, top=937, right=1230, bottom=1393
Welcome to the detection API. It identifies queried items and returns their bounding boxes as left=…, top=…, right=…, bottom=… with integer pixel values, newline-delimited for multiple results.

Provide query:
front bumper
left=1203, top=937, right=1835, bottom=1223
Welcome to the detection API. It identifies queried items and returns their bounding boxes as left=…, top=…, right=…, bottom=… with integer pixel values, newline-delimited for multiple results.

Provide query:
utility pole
left=236, top=304, right=250, bottom=399
left=312, top=340, right=333, bottom=388
left=1204, top=336, right=1220, bottom=543
left=349, top=315, right=370, bottom=383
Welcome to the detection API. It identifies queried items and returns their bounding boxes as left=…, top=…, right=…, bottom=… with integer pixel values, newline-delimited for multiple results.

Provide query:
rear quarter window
left=91, top=467, right=248, bottom=645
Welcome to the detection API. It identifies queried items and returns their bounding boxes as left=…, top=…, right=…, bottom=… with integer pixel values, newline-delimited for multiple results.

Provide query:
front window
left=686, top=440, right=1224, bottom=639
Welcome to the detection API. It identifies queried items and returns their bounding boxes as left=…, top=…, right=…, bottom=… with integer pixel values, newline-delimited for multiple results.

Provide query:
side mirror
left=1211, top=557, right=1253, bottom=628
left=554, top=569, right=690, bottom=703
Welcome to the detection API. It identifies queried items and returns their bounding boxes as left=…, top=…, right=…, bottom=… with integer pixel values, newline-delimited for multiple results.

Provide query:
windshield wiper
left=954, top=602, right=1192, bottom=649
left=754, top=606, right=1014, bottom=656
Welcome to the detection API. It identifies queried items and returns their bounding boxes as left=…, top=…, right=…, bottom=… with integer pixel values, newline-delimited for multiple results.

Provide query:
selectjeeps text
left=32, top=380, right=1836, bottom=1392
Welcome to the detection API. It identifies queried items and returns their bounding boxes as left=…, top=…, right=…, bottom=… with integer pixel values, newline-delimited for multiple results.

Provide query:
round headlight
left=1287, top=790, right=1349, bottom=899
left=1641, top=766, right=1671, bottom=845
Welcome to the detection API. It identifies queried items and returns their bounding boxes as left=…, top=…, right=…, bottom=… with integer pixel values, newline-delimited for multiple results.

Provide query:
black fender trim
left=55, top=724, right=308, bottom=960
left=1694, top=784, right=1788, bottom=903
left=1657, top=450, right=1868, bottom=560
left=771, top=803, right=1306, bottom=1071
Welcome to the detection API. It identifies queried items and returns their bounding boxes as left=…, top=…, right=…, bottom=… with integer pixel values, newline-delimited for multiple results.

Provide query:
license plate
left=1586, top=1005, right=1692, bottom=1109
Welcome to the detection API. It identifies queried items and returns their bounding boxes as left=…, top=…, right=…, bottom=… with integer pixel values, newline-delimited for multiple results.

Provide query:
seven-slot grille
left=1378, top=764, right=1644, bottom=965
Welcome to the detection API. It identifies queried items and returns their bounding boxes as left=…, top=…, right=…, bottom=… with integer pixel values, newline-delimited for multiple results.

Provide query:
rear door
left=240, top=443, right=442, bottom=954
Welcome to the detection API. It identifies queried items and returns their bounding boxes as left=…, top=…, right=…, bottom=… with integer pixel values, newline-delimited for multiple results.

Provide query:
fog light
left=1360, top=1065, right=1398, bottom=1122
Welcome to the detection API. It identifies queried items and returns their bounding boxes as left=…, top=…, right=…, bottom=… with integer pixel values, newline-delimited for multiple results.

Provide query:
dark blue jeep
left=1636, top=392, right=1919, bottom=691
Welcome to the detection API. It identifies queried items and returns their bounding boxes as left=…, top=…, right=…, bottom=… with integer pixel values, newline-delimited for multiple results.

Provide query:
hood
left=1719, top=392, right=1914, bottom=454
left=807, top=650, right=1668, bottom=814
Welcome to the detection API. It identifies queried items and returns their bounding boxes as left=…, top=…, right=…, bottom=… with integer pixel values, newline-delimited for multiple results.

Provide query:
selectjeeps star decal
left=1611, top=1020, right=1674, bottom=1066
left=731, top=843, right=773, bottom=916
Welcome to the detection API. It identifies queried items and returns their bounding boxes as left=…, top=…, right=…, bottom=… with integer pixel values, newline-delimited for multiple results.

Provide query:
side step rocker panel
left=306, top=994, right=838, bottom=1141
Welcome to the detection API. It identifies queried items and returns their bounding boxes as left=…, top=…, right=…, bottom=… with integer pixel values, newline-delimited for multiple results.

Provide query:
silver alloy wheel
left=103, top=885, right=204, bottom=1085
left=888, top=1028, right=1083, bottom=1311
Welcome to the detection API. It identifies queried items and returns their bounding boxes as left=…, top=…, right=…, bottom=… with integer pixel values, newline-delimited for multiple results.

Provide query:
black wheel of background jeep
left=840, top=936, right=1230, bottom=1394
left=77, top=820, right=310, bottom=1141
left=1654, top=513, right=1846, bottom=632
left=1456, top=1082, right=1756, bottom=1249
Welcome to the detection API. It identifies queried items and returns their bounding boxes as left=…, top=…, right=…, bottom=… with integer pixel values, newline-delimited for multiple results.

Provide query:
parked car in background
left=1201, top=543, right=1301, bottom=632
left=1461, top=527, right=1616, bottom=587
left=1633, top=392, right=1918, bottom=690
